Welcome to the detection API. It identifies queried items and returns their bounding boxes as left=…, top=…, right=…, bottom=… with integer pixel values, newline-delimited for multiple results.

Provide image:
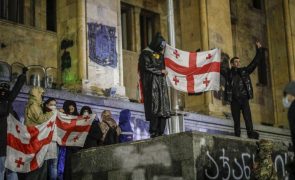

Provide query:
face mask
left=83, top=112, right=89, bottom=116
left=282, top=97, right=291, bottom=108
left=48, top=106, right=56, bottom=110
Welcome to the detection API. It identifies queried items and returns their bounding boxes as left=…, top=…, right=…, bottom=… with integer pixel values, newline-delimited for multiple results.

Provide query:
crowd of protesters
left=0, top=72, right=133, bottom=180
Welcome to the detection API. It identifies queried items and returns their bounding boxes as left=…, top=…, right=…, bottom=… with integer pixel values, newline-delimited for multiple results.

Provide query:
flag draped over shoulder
left=5, top=112, right=95, bottom=173
left=164, top=44, right=221, bottom=93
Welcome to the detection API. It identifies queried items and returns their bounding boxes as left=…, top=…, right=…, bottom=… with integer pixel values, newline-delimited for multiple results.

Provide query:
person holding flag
left=221, top=41, right=264, bottom=139
left=138, top=32, right=171, bottom=138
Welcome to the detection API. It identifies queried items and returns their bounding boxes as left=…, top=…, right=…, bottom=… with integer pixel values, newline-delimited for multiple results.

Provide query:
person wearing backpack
left=99, top=110, right=121, bottom=145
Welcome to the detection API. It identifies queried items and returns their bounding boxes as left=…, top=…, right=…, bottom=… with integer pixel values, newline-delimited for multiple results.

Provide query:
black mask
left=148, top=32, right=166, bottom=53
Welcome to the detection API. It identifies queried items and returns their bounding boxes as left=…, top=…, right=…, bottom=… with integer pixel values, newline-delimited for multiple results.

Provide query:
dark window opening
left=30, top=0, right=35, bottom=26
left=46, top=0, right=56, bottom=32
left=140, top=10, right=156, bottom=50
left=257, top=50, right=268, bottom=86
left=253, top=0, right=262, bottom=10
left=0, top=0, right=24, bottom=24
left=121, top=3, right=133, bottom=51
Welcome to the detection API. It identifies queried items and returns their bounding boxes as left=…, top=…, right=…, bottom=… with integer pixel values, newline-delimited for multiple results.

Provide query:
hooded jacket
left=99, top=110, right=121, bottom=143
left=119, top=109, right=133, bottom=143
left=24, top=87, right=53, bottom=126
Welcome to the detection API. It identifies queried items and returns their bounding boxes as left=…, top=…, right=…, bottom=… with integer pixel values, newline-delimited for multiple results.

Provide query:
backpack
left=103, top=122, right=119, bottom=145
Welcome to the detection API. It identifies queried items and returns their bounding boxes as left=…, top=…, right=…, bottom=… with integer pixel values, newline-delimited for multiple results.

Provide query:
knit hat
left=284, top=81, right=295, bottom=96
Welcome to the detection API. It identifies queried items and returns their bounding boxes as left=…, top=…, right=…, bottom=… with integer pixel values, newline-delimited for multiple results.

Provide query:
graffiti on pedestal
left=198, top=148, right=288, bottom=180
left=88, top=23, right=117, bottom=68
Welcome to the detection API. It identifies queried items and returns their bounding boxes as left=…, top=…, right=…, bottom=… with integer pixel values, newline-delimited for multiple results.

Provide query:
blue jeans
left=47, top=158, right=58, bottom=180
left=0, top=156, right=18, bottom=180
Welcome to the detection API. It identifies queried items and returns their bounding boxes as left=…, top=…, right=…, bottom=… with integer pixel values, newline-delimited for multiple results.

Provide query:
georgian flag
left=5, top=112, right=95, bottom=173
left=164, top=44, right=221, bottom=93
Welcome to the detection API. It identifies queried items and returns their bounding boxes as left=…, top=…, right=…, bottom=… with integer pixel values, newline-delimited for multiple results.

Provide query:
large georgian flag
left=5, top=112, right=95, bottom=173
left=164, top=44, right=221, bottom=93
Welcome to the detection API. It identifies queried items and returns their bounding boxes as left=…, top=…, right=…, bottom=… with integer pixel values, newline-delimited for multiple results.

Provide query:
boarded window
left=46, top=0, right=56, bottom=32
left=121, top=3, right=133, bottom=51
left=253, top=0, right=262, bottom=10
left=257, top=50, right=268, bottom=86
left=140, top=10, right=156, bottom=50
left=0, top=0, right=24, bottom=24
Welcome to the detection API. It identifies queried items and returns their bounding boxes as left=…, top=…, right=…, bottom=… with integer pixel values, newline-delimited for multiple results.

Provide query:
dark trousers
left=24, top=160, right=47, bottom=180
left=230, top=97, right=254, bottom=138
left=149, top=117, right=167, bottom=136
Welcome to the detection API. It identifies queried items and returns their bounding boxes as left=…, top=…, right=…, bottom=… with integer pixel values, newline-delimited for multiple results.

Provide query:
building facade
left=0, top=0, right=294, bottom=128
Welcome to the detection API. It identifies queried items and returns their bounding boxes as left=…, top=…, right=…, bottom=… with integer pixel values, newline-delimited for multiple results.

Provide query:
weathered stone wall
left=86, top=0, right=120, bottom=90
left=176, top=0, right=208, bottom=114
left=120, top=0, right=168, bottom=100
left=0, top=20, right=57, bottom=68
left=206, top=0, right=234, bottom=118
left=265, top=0, right=290, bottom=127
left=71, top=132, right=290, bottom=180
left=56, top=0, right=80, bottom=84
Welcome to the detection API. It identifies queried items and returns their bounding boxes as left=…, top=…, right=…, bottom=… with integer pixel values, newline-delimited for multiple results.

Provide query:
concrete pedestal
left=71, top=131, right=290, bottom=180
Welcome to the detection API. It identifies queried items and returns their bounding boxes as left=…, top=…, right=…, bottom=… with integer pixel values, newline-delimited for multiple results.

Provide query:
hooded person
left=99, top=110, right=121, bottom=145
left=24, top=87, right=53, bottom=126
left=0, top=67, right=27, bottom=180
left=282, top=81, right=295, bottom=178
left=138, top=32, right=170, bottom=138
left=118, top=109, right=133, bottom=143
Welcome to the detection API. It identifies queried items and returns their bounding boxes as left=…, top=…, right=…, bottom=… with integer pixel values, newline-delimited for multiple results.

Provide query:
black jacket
left=221, top=48, right=264, bottom=102
left=138, top=49, right=170, bottom=121
left=288, top=101, right=295, bottom=154
left=83, top=120, right=102, bottom=149
left=0, top=73, right=26, bottom=156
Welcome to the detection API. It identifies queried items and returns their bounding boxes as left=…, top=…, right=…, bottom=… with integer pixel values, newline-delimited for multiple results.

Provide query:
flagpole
left=167, top=0, right=184, bottom=134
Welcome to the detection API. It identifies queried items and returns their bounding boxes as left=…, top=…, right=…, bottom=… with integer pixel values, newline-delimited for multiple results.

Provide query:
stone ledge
left=71, top=131, right=291, bottom=180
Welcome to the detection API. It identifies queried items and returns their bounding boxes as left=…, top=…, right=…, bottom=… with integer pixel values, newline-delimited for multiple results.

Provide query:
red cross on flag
left=164, top=44, right=221, bottom=93
left=5, top=112, right=95, bottom=173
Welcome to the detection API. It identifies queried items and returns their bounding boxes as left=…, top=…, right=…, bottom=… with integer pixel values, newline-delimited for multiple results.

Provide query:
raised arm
left=8, top=67, right=28, bottom=102
left=246, top=41, right=264, bottom=74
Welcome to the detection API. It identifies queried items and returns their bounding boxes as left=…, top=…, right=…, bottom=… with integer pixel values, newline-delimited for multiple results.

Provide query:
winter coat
left=0, top=73, right=26, bottom=156
left=83, top=120, right=102, bottom=148
left=221, top=48, right=264, bottom=102
left=99, top=110, right=121, bottom=143
left=288, top=100, right=295, bottom=153
left=138, top=48, right=171, bottom=120
left=24, top=87, right=53, bottom=126
left=119, top=109, right=133, bottom=143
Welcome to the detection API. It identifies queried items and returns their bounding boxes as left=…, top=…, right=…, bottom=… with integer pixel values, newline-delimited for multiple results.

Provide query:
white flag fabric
left=5, top=112, right=95, bottom=173
left=164, top=44, right=221, bottom=93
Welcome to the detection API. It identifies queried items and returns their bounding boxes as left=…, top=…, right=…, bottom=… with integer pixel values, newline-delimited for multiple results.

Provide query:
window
left=46, top=0, right=56, bottom=31
left=0, top=0, right=24, bottom=24
left=257, top=50, right=268, bottom=86
left=140, top=10, right=156, bottom=50
left=121, top=3, right=133, bottom=51
left=253, top=0, right=262, bottom=10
